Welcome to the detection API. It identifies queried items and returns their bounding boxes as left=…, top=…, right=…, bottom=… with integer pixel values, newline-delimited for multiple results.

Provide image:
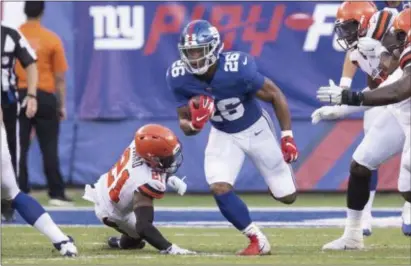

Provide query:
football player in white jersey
left=83, top=124, right=195, bottom=255
left=312, top=1, right=411, bottom=237
left=1, top=23, right=77, bottom=257
left=317, top=8, right=411, bottom=249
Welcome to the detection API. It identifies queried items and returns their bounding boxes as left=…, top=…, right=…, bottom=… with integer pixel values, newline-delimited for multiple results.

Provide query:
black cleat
left=1, top=200, right=16, bottom=222
left=108, top=235, right=146, bottom=250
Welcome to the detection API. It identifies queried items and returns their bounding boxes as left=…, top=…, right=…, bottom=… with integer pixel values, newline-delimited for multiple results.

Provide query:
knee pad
left=270, top=191, right=297, bottom=205
left=401, top=191, right=411, bottom=203
left=350, top=161, right=372, bottom=178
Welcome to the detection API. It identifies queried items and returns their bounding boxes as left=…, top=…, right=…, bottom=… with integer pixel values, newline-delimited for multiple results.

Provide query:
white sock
left=33, top=213, right=69, bottom=243
left=242, top=223, right=265, bottom=238
left=343, top=209, right=363, bottom=239
left=363, top=190, right=376, bottom=218
left=402, top=201, right=411, bottom=224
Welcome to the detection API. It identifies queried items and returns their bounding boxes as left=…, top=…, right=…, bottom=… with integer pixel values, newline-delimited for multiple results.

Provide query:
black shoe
left=108, top=235, right=146, bottom=249
left=1, top=200, right=16, bottom=222
left=49, top=195, right=74, bottom=206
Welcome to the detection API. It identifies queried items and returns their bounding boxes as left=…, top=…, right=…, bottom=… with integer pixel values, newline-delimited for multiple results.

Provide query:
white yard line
left=43, top=206, right=402, bottom=212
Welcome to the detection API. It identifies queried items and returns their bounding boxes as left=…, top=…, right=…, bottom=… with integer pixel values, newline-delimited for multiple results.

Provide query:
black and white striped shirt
left=1, top=22, right=37, bottom=104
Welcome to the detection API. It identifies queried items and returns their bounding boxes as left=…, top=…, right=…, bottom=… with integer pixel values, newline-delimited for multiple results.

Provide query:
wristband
left=339, top=77, right=352, bottom=88
left=281, top=130, right=293, bottom=138
left=341, top=90, right=364, bottom=106
left=27, top=93, right=37, bottom=99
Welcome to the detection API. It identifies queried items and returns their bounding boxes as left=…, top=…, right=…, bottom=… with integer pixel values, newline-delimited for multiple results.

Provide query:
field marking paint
left=44, top=206, right=402, bottom=212
left=2, top=217, right=401, bottom=228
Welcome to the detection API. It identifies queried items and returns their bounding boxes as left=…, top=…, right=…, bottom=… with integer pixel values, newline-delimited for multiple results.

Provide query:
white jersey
left=349, top=9, right=397, bottom=83
left=94, top=138, right=167, bottom=216
left=390, top=45, right=411, bottom=131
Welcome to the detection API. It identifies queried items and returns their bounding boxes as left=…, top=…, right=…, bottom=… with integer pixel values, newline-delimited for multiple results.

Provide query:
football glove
left=160, top=244, right=196, bottom=255
left=281, top=131, right=298, bottom=163
left=167, top=176, right=187, bottom=196
left=317, top=79, right=344, bottom=104
left=311, top=106, right=347, bottom=124
left=189, top=95, right=214, bottom=130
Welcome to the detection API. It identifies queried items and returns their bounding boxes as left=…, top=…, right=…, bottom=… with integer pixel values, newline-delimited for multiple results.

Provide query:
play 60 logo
left=89, top=5, right=144, bottom=50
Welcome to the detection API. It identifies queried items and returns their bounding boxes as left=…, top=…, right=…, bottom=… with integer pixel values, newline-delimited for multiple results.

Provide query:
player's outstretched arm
left=340, top=51, right=358, bottom=88
left=133, top=192, right=196, bottom=254
left=133, top=192, right=173, bottom=250
left=177, top=106, right=200, bottom=136
left=256, top=77, right=292, bottom=131
left=361, top=66, right=411, bottom=106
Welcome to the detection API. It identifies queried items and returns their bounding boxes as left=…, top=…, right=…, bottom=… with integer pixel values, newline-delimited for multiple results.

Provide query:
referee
left=1, top=21, right=38, bottom=220
left=1, top=22, right=38, bottom=172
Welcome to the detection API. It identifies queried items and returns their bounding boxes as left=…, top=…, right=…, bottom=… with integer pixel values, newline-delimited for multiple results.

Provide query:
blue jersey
left=166, top=51, right=265, bottom=133
left=374, top=1, right=404, bottom=11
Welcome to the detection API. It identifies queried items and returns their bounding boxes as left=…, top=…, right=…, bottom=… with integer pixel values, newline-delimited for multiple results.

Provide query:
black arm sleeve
left=134, top=206, right=172, bottom=251
left=10, top=28, right=36, bottom=68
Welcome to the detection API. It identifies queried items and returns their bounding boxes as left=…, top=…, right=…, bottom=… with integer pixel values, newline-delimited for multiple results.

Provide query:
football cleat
left=108, top=235, right=146, bottom=249
left=1, top=200, right=16, bottom=222
left=53, top=236, right=78, bottom=257
left=362, top=213, right=373, bottom=237
left=401, top=202, right=411, bottom=236
left=237, top=235, right=271, bottom=256
left=322, top=237, right=364, bottom=250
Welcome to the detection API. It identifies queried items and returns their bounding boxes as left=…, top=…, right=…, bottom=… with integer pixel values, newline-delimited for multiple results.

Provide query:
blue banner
left=73, top=1, right=366, bottom=119
left=23, top=1, right=399, bottom=192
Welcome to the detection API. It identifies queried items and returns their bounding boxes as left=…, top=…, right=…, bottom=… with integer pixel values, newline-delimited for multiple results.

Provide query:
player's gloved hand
left=167, top=176, right=187, bottom=196
left=317, top=80, right=344, bottom=104
left=160, top=244, right=197, bottom=255
left=281, top=131, right=298, bottom=163
left=357, top=37, right=387, bottom=58
left=189, top=95, right=214, bottom=131
left=311, top=106, right=346, bottom=124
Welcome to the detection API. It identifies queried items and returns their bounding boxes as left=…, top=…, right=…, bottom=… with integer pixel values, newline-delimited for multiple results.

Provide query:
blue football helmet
left=178, top=20, right=224, bottom=75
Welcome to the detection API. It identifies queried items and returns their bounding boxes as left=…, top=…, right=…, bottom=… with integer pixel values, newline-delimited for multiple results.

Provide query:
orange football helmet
left=334, top=1, right=378, bottom=50
left=134, top=124, right=182, bottom=174
left=392, top=8, right=411, bottom=49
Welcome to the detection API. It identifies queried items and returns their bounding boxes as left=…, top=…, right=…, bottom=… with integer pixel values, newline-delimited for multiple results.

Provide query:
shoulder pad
left=366, top=9, right=396, bottom=40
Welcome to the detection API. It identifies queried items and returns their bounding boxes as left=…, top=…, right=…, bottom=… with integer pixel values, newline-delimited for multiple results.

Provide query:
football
left=189, top=95, right=201, bottom=109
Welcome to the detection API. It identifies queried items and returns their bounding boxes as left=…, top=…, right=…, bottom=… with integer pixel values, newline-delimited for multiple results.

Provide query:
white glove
left=317, top=79, right=343, bottom=104
left=357, top=37, right=387, bottom=58
left=311, top=106, right=345, bottom=124
left=160, top=244, right=196, bottom=255
left=167, top=176, right=187, bottom=196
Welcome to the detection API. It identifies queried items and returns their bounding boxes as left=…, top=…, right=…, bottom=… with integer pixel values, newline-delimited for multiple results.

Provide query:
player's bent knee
left=210, top=182, right=233, bottom=195
left=272, top=192, right=297, bottom=205
left=350, top=161, right=371, bottom=178
left=401, top=191, right=411, bottom=203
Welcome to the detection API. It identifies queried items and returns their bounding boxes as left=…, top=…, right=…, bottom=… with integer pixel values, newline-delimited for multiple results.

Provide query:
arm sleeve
left=52, top=37, right=68, bottom=73
left=13, top=29, right=37, bottom=68
left=239, top=53, right=265, bottom=94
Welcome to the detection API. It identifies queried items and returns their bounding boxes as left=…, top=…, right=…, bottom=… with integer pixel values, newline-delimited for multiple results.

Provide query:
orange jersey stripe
left=400, top=53, right=411, bottom=70
left=139, top=184, right=164, bottom=199
left=372, top=11, right=391, bottom=41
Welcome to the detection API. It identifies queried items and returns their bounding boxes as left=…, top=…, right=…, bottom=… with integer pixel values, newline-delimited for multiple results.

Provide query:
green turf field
left=2, top=191, right=409, bottom=265
left=32, top=189, right=404, bottom=207
left=2, top=227, right=410, bottom=265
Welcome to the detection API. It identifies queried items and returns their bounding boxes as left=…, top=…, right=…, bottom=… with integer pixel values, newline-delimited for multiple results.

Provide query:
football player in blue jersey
left=166, top=20, right=299, bottom=256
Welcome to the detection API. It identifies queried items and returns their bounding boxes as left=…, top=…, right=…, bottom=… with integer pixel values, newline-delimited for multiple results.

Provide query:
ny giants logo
left=90, top=3, right=343, bottom=55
